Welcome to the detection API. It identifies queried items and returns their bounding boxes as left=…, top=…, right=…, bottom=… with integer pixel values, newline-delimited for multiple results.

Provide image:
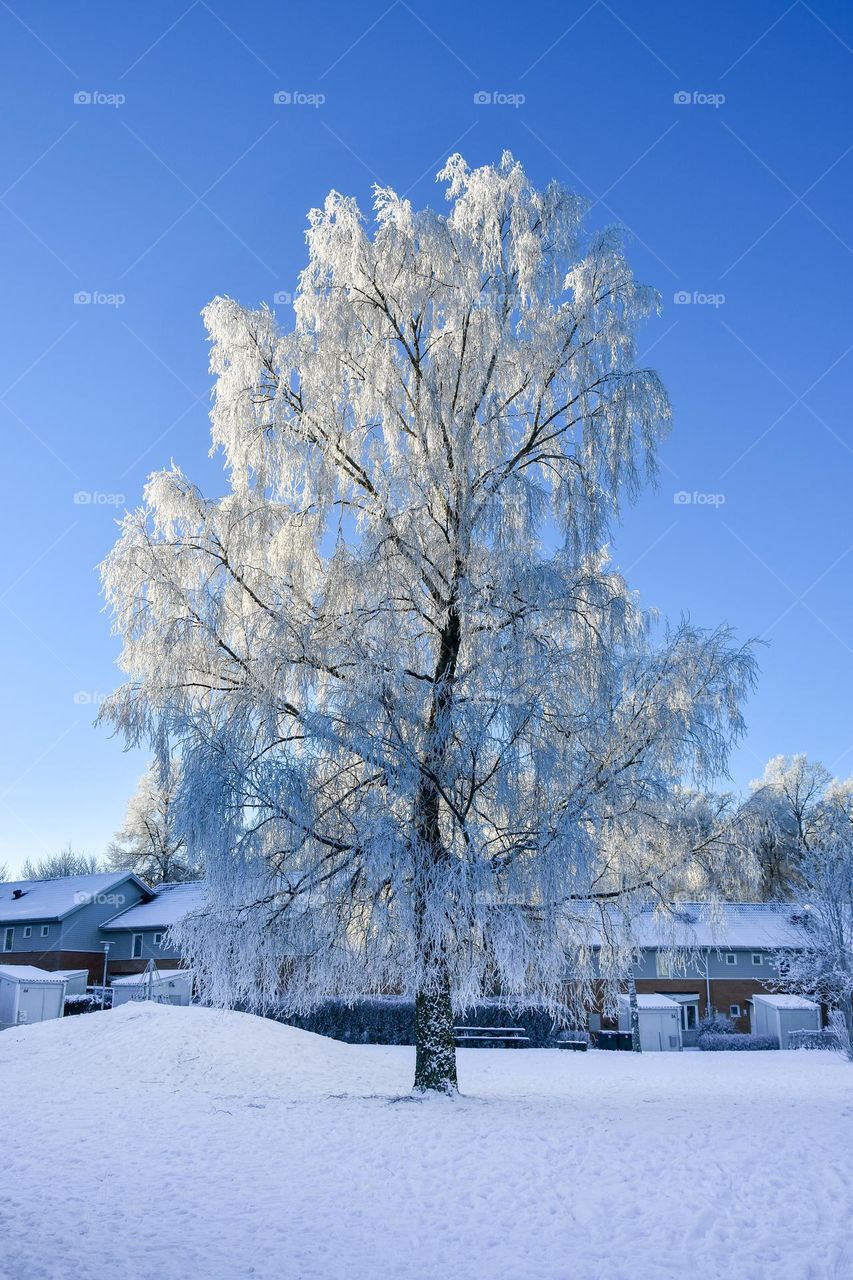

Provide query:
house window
left=40, top=925, right=50, bottom=938
left=725, top=953, right=737, bottom=965
left=131, top=934, right=143, bottom=959
left=23, top=926, right=32, bottom=939
left=729, top=1004, right=741, bottom=1018
left=3, top=928, right=12, bottom=952
left=153, top=932, right=164, bottom=947
left=752, top=953, right=763, bottom=966
left=656, top=950, right=674, bottom=978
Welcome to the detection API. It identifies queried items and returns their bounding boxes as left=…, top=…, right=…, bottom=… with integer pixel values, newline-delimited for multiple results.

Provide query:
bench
left=454, top=1025, right=530, bottom=1048
left=556, top=1038, right=588, bottom=1051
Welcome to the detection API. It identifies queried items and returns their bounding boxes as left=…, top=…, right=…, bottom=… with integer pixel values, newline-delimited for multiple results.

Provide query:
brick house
left=591, top=902, right=805, bottom=1044
left=0, top=872, right=152, bottom=983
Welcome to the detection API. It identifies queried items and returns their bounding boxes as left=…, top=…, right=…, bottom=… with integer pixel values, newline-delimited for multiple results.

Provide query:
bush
left=698, top=1012, right=735, bottom=1036
left=698, top=1033, right=779, bottom=1051
left=63, top=994, right=101, bottom=1017
left=275, top=996, right=572, bottom=1047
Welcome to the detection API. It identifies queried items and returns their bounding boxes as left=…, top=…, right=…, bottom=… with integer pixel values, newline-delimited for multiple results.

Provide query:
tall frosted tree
left=102, top=154, right=755, bottom=1092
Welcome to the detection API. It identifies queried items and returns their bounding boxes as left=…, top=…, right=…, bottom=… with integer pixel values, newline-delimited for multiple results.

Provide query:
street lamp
left=100, top=941, right=112, bottom=1009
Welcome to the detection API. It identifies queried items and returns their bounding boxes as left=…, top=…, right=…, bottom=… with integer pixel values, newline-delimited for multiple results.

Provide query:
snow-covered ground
left=0, top=1005, right=850, bottom=1280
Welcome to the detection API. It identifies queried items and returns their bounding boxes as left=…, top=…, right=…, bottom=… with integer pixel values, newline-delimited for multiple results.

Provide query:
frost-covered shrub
left=698, top=1033, right=779, bottom=1051
left=698, top=1012, right=735, bottom=1037
left=788, top=1028, right=842, bottom=1052
left=276, top=997, right=571, bottom=1047
left=63, top=994, right=101, bottom=1017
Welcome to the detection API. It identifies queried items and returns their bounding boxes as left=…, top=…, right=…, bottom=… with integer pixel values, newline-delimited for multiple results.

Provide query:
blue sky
left=1, top=1, right=852, bottom=873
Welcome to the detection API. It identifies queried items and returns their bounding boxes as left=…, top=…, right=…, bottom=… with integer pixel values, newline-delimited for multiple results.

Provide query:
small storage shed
left=51, top=969, right=89, bottom=997
left=110, top=969, right=193, bottom=1007
left=618, top=993, right=683, bottom=1051
left=750, top=994, right=820, bottom=1047
left=0, top=965, right=67, bottom=1027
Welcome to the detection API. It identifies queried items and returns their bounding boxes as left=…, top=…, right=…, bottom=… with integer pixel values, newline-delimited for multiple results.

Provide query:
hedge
left=698, top=1033, right=779, bottom=1051
left=276, top=996, right=578, bottom=1047
left=63, top=994, right=101, bottom=1017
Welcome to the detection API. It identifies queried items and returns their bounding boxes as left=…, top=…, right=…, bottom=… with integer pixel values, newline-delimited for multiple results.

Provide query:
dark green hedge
left=276, top=996, right=579, bottom=1047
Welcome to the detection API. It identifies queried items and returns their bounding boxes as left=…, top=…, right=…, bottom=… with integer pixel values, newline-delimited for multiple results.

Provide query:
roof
left=0, top=964, right=68, bottom=984
left=631, top=903, right=804, bottom=951
left=0, top=872, right=150, bottom=923
left=110, top=969, right=190, bottom=986
left=752, top=994, right=818, bottom=1010
left=618, top=993, right=681, bottom=1011
left=102, top=882, right=206, bottom=932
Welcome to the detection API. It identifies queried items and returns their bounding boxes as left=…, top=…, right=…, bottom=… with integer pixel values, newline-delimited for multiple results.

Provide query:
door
left=679, top=1001, right=700, bottom=1046
left=17, top=985, right=46, bottom=1024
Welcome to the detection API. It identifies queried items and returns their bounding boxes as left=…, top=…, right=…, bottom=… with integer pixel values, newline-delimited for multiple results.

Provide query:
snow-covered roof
left=0, top=872, right=150, bottom=923
left=51, top=969, right=89, bottom=980
left=0, top=965, right=68, bottom=984
left=110, top=969, right=191, bottom=986
left=102, top=882, right=207, bottom=931
left=631, top=903, right=804, bottom=951
left=752, top=994, right=818, bottom=1010
left=618, top=993, right=681, bottom=1011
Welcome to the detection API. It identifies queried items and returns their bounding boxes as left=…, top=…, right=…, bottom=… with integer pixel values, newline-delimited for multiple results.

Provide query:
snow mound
left=0, top=1001, right=368, bottom=1099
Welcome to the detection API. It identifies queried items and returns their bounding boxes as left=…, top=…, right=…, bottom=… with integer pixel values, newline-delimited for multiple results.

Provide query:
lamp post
left=100, top=941, right=112, bottom=1009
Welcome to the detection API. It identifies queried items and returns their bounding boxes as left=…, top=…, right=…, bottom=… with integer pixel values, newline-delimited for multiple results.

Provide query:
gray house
left=100, top=882, right=206, bottom=975
left=0, top=872, right=152, bottom=983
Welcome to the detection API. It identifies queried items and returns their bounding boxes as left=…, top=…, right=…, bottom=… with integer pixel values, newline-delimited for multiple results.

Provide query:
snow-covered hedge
left=63, top=994, right=101, bottom=1017
left=698, top=1012, right=736, bottom=1036
left=698, top=1033, right=779, bottom=1051
left=277, top=997, right=575, bottom=1047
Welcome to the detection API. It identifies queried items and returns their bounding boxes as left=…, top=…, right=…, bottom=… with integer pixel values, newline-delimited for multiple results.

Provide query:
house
left=0, top=872, right=152, bottom=983
left=594, top=902, right=810, bottom=1043
left=99, top=881, right=206, bottom=976
left=0, top=965, right=68, bottom=1028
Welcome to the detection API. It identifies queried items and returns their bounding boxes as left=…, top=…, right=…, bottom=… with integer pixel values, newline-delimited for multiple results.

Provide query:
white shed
left=110, top=969, right=193, bottom=1007
left=750, top=994, right=820, bottom=1047
left=618, top=993, right=683, bottom=1051
left=51, top=969, right=89, bottom=997
left=0, top=965, right=67, bottom=1027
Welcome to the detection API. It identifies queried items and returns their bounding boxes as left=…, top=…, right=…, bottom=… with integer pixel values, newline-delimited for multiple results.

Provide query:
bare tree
left=108, top=758, right=200, bottom=885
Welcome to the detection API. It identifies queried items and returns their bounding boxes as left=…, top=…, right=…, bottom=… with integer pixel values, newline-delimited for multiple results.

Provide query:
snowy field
left=0, top=1005, right=850, bottom=1280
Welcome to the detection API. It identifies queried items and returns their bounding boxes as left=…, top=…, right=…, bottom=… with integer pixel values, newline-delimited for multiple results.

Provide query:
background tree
left=21, top=843, right=102, bottom=880
left=108, top=758, right=200, bottom=885
left=741, top=755, right=846, bottom=899
left=776, top=828, right=853, bottom=1058
left=102, top=154, right=755, bottom=1092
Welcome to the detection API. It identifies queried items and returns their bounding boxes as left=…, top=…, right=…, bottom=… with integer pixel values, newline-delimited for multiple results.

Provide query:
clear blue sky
left=1, top=1, right=852, bottom=874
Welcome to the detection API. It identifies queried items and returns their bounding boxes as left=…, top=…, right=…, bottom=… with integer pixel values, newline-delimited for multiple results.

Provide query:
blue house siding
left=58, top=883, right=149, bottom=952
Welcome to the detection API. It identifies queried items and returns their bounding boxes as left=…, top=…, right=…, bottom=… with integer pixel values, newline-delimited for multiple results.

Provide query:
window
left=725, top=953, right=737, bottom=965
left=23, top=926, right=31, bottom=939
left=752, top=953, right=763, bottom=966
left=131, top=934, right=143, bottom=959
left=656, top=950, right=674, bottom=978
left=40, top=925, right=49, bottom=938
left=3, top=928, right=12, bottom=952
left=153, top=932, right=164, bottom=947
left=729, top=1004, right=741, bottom=1018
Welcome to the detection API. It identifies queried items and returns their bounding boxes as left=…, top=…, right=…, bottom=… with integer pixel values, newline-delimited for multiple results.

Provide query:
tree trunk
left=627, top=969, right=642, bottom=1053
left=411, top=603, right=462, bottom=1094
left=413, top=965, right=458, bottom=1093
